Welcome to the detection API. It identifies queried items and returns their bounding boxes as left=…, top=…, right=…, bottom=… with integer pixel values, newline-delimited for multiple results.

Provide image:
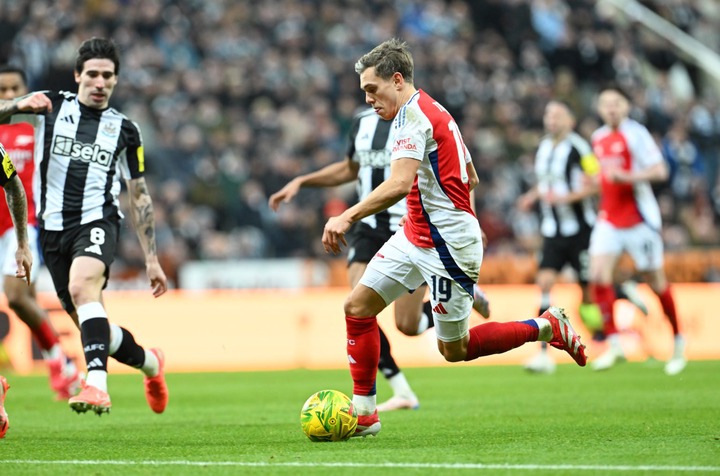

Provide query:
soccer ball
left=300, top=389, right=357, bottom=442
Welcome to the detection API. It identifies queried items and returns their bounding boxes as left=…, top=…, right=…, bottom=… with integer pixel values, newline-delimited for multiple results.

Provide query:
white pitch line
left=2, top=461, right=719, bottom=472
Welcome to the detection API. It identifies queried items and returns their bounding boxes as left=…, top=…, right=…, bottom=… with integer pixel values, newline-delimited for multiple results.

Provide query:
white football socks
left=353, top=394, right=377, bottom=415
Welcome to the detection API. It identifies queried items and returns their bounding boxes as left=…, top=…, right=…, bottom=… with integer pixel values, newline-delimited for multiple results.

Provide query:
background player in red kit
left=0, top=66, right=82, bottom=400
left=0, top=138, right=33, bottom=438
left=322, top=39, right=587, bottom=437
left=589, top=86, right=686, bottom=375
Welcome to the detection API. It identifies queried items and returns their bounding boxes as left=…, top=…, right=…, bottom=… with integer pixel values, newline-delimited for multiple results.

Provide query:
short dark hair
left=75, top=37, right=120, bottom=75
left=547, top=99, right=575, bottom=118
left=355, top=38, right=414, bottom=83
left=599, top=83, right=631, bottom=102
left=0, top=65, right=27, bottom=86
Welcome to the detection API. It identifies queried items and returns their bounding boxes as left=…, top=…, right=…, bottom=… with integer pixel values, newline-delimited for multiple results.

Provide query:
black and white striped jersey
left=534, top=131, right=597, bottom=238
left=346, top=108, right=405, bottom=234
left=27, top=91, right=145, bottom=231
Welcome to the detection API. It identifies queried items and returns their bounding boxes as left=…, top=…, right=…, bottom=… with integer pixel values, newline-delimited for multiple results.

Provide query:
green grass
left=1, top=361, right=719, bottom=475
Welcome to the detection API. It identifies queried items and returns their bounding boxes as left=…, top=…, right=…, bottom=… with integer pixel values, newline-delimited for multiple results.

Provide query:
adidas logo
left=347, top=354, right=357, bottom=364
left=84, top=244, right=102, bottom=255
left=86, top=357, right=104, bottom=369
left=60, top=115, right=76, bottom=124
left=432, top=303, right=448, bottom=315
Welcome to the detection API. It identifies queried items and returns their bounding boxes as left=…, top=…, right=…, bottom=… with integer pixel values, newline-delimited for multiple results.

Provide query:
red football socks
left=346, top=316, right=380, bottom=396
left=31, top=320, right=59, bottom=351
left=591, top=284, right=618, bottom=335
left=465, top=321, right=539, bottom=361
left=657, top=286, right=680, bottom=335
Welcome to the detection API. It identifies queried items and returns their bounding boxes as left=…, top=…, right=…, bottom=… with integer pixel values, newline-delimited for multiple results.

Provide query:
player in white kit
left=322, top=39, right=587, bottom=437
left=589, top=87, right=686, bottom=375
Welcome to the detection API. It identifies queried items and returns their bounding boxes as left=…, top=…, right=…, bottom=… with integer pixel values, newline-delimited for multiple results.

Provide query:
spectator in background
left=662, top=119, right=705, bottom=206
left=0, top=0, right=716, bottom=283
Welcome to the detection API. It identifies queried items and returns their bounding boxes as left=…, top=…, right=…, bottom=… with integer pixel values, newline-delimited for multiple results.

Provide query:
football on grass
left=300, top=389, right=357, bottom=442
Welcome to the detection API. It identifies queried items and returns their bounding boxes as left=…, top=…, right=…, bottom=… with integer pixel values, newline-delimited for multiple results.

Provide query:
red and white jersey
left=0, top=120, right=37, bottom=234
left=591, top=118, right=663, bottom=230
left=390, top=89, right=479, bottom=249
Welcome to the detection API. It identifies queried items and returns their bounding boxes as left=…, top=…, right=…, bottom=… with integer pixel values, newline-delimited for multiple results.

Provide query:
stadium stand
left=1, top=0, right=718, bottom=286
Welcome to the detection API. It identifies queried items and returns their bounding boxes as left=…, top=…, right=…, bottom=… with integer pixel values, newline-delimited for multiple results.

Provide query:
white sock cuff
left=540, top=292, right=551, bottom=309
left=109, top=323, right=123, bottom=355
left=533, top=318, right=552, bottom=341
left=77, top=302, right=108, bottom=325
left=352, top=394, right=377, bottom=415
left=416, top=313, right=430, bottom=335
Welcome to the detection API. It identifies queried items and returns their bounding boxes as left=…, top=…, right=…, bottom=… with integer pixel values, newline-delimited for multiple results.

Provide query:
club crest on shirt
left=101, top=122, right=119, bottom=138
left=355, top=149, right=390, bottom=167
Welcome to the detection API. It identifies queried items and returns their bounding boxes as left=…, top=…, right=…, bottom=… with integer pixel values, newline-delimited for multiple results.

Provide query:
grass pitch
left=0, top=360, right=718, bottom=475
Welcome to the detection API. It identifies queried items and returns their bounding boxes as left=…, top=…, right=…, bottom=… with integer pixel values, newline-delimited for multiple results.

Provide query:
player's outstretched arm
left=4, top=175, right=31, bottom=285
left=0, top=92, right=53, bottom=123
left=322, top=158, right=418, bottom=254
left=126, top=177, right=167, bottom=297
left=269, top=159, right=359, bottom=211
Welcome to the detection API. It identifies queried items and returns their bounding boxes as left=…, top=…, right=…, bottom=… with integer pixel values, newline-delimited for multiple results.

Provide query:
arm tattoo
left=0, top=99, right=19, bottom=123
left=130, top=178, right=158, bottom=257
left=4, top=176, right=28, bottom=244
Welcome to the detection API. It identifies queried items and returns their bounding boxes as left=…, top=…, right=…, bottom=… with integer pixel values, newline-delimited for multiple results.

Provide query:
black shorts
left=346, top=222, right=393, bottom=265
left=538, top=228, right=591, bottom=285
left=39, top=218, right=119, bottom=313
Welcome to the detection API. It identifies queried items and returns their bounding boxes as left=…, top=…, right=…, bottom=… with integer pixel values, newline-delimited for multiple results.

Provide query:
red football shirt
left=0, top=122, right=37, bottom=234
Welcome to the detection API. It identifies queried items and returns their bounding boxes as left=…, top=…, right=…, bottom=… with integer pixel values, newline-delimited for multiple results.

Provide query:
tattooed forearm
left=129, top=178, right=158, bottom=257
left=0, top=98, right=19, bottom=123
left=4, top=176, right=28, bottom=244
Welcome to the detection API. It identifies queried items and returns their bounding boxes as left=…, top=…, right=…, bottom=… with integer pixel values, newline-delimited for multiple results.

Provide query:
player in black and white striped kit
left=0, top=38, right=169, bottom=416
left=270, top=108, right=490, bottom=411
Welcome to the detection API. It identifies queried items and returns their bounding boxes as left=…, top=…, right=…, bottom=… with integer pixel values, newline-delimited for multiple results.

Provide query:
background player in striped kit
left=0, top=140, right=32, bottom=438
left=589, top=86, right=686, bottom=376
left=517, top=100, right=649, bottom=374
left=322, top=39, right=587, bottom=437
left=0, top=65, right=82, bottom=399
left=269, top=108, right=490, bottom=412
left=0, top=38, right=169, bottom=415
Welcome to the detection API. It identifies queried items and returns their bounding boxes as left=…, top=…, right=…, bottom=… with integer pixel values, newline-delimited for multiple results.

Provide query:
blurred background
left=2, top=0, right=719, bottom=290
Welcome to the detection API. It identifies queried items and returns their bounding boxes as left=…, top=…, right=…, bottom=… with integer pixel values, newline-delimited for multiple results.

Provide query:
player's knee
left=440, top=348, right=465, bottom=362
left=437, top=341, right=467, bottom=362
left=68, top=281, right=92, bottom=306
left=343, top=295, right=367, bottom=317
left=5, top=291, right=26, bottom=312
left=395, top=319, right=417, bottom=336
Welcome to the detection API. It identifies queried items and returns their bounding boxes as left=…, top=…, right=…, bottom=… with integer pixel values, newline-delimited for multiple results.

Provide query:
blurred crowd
left=1, top=0, right=719, bottom=286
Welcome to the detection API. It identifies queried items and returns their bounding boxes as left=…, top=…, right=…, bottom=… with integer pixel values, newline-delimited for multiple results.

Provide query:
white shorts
left=588, top=220, right=664, bottom=272
left=359, top=229, right=483, bottom=342
left=0, top=226, right=41, bottom=283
